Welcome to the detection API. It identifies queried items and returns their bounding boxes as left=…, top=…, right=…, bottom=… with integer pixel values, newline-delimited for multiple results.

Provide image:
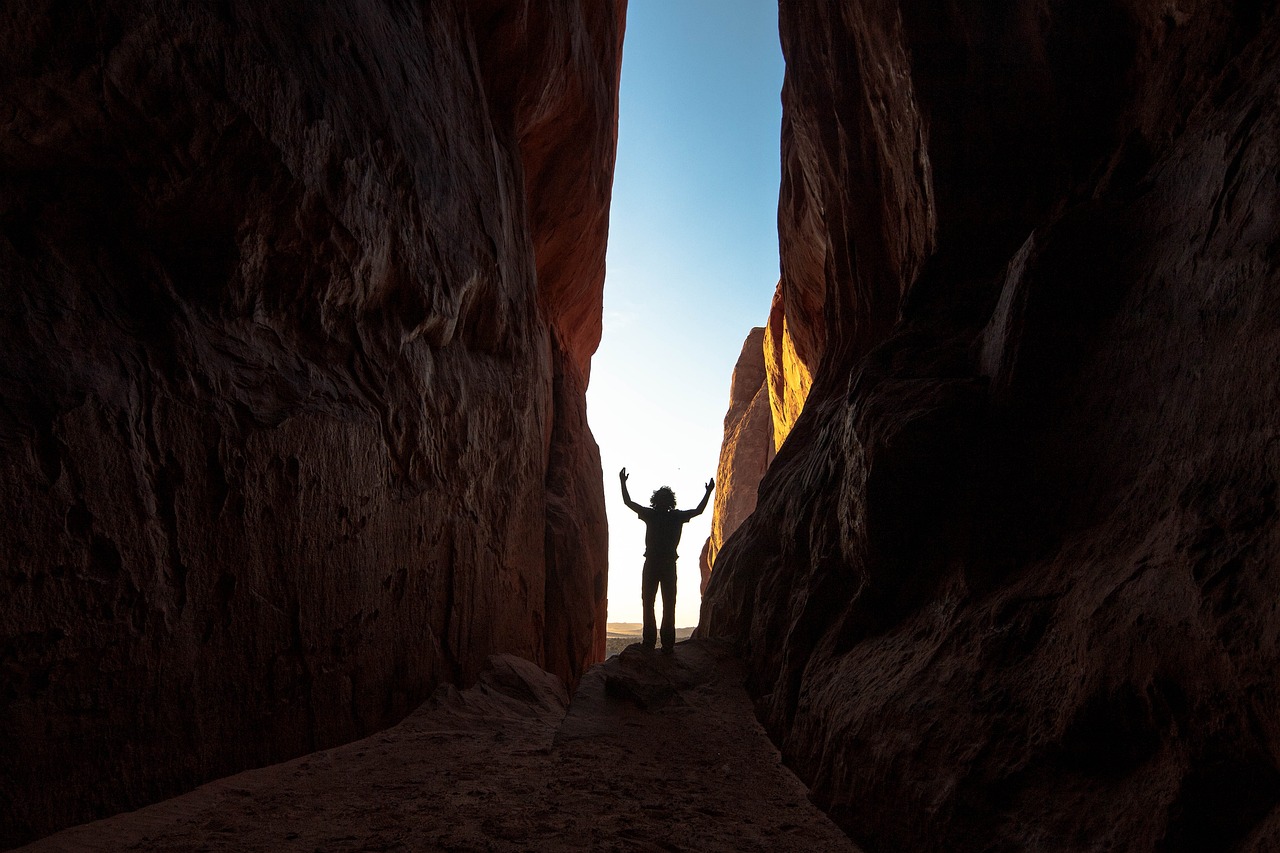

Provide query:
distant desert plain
left=604, top=623, right=696, bottom=658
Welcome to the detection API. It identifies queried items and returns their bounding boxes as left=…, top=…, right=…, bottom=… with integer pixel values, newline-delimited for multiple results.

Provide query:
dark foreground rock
left=0, top=1, right=623, bottom=844
left=15, top=644, right=859, bottom=853
left=703, top=3, right=1280, bottom=851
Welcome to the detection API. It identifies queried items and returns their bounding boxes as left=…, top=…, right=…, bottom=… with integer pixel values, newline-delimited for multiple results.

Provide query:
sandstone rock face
left=701, top=296, right=813, bottom=594
left=763, top=281, right=813, bottom=450
left=699, top=328, right=775, bottom=593
left=705, top=3, right=1280, bottom=850
left=0, top=0, right=623, bottom=844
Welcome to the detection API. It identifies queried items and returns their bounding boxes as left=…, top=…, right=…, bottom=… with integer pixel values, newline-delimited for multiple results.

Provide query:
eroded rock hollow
left=0, top=0, right=624, bottom=844
left=704, top=2, right=1280, bottom=850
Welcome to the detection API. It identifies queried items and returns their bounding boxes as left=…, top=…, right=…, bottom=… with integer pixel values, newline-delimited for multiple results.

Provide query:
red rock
left=699, top=328, right=775, bottom=594
left=704, top=3, right=1280, bottom=850
left=763, top=281, right=813, bottom=450
left=0, top=0, right=623, bottom=845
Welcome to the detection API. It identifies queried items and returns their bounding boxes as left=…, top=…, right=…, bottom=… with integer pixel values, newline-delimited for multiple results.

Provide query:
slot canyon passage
left=4, top=1, right=1280, bottom=851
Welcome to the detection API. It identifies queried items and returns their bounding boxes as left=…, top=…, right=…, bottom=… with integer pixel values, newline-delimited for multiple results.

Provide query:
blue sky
left=587, top=2, right=784, bottom=628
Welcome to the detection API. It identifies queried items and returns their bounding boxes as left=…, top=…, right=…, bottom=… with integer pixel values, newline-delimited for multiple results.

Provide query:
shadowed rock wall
left=704, top=1, right=1280, bottom=850
left=0, top=0, right=623, bottom=844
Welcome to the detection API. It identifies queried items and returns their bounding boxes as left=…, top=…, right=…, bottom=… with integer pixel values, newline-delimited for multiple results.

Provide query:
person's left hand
left=705, top=478, right=715, bottom=492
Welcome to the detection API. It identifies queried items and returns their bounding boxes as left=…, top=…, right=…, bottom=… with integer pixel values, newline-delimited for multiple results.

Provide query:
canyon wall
left=704, top=2, right=1280, bottom=850
left=0, top=0, right=624, bottom=844
left=763, top=281, right=814, bottom=451
left=699, top=327, right=775, bottom=594
left=699, top=288, right=813, bottom=588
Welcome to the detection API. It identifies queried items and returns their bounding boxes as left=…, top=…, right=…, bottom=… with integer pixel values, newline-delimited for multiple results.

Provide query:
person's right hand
left=619, top=468, right=628, bottom=482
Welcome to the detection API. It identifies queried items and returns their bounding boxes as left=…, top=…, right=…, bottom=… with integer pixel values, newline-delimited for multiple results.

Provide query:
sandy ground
left=16, top=640, right=859, bottom=852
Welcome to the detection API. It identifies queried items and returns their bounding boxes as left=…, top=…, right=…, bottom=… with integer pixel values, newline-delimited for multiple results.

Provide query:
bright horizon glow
left=588, top=2, right=784, bottom=629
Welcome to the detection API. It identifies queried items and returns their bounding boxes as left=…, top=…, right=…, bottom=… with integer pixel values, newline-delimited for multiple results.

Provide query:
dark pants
left=641, top=557, right=677, bottom=649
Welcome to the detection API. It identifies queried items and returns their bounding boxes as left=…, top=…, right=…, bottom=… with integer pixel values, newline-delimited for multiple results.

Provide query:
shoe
left=660, top=646, right=674, bottom=655
left=641, top=641, right=655, bottom=652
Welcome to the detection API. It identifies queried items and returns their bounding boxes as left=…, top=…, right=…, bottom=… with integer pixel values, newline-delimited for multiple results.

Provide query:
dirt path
left=17, top=640, right=859, bottom=852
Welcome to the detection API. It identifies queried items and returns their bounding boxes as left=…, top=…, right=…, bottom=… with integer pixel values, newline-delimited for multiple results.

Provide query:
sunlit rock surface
left=0, top=0, right=623, bottom=844
left=704, top=2, right=1280, bottom=850
left=763, top=281, right=813, bottom=451
left=701, top=292, right=811, bottom=593
left=699, top=328, right=775, bottom=593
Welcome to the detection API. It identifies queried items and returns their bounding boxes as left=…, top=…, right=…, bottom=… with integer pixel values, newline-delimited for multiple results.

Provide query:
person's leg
left=659, top=563, right=677, bottom=651
left=641, top=560, right=659, bottom=649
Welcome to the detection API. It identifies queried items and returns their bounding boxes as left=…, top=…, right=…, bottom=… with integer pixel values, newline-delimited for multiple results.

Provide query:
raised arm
left=687, top=477, right=715, bottom=517
left=619, top=467, right=645, bottom=513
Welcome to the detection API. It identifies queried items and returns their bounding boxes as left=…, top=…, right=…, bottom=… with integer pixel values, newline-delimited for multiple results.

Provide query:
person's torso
left=643, top=509, right=689, bottom=559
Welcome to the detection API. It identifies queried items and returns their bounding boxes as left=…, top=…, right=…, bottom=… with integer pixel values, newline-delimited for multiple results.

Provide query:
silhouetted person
left=619, top=468, right=714, bottom=654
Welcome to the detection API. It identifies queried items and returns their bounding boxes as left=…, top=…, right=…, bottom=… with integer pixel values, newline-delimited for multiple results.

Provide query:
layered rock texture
left=704, top=2, right=1280, bottom=850
left=0, top=0, right=623, bottom=845
left=764, top=280, right=814, bottom=450
left=700, top=327, right=776, bottom=593
left=700, top=292, right=816, bottom=589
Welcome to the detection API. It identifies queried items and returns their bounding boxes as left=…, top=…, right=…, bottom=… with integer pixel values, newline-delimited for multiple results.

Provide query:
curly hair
left=649, top=486, right=676, bottom=510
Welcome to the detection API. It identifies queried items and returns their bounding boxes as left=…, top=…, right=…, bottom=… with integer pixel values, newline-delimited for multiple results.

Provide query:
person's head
left=650, top=486, right=676, bottom=510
